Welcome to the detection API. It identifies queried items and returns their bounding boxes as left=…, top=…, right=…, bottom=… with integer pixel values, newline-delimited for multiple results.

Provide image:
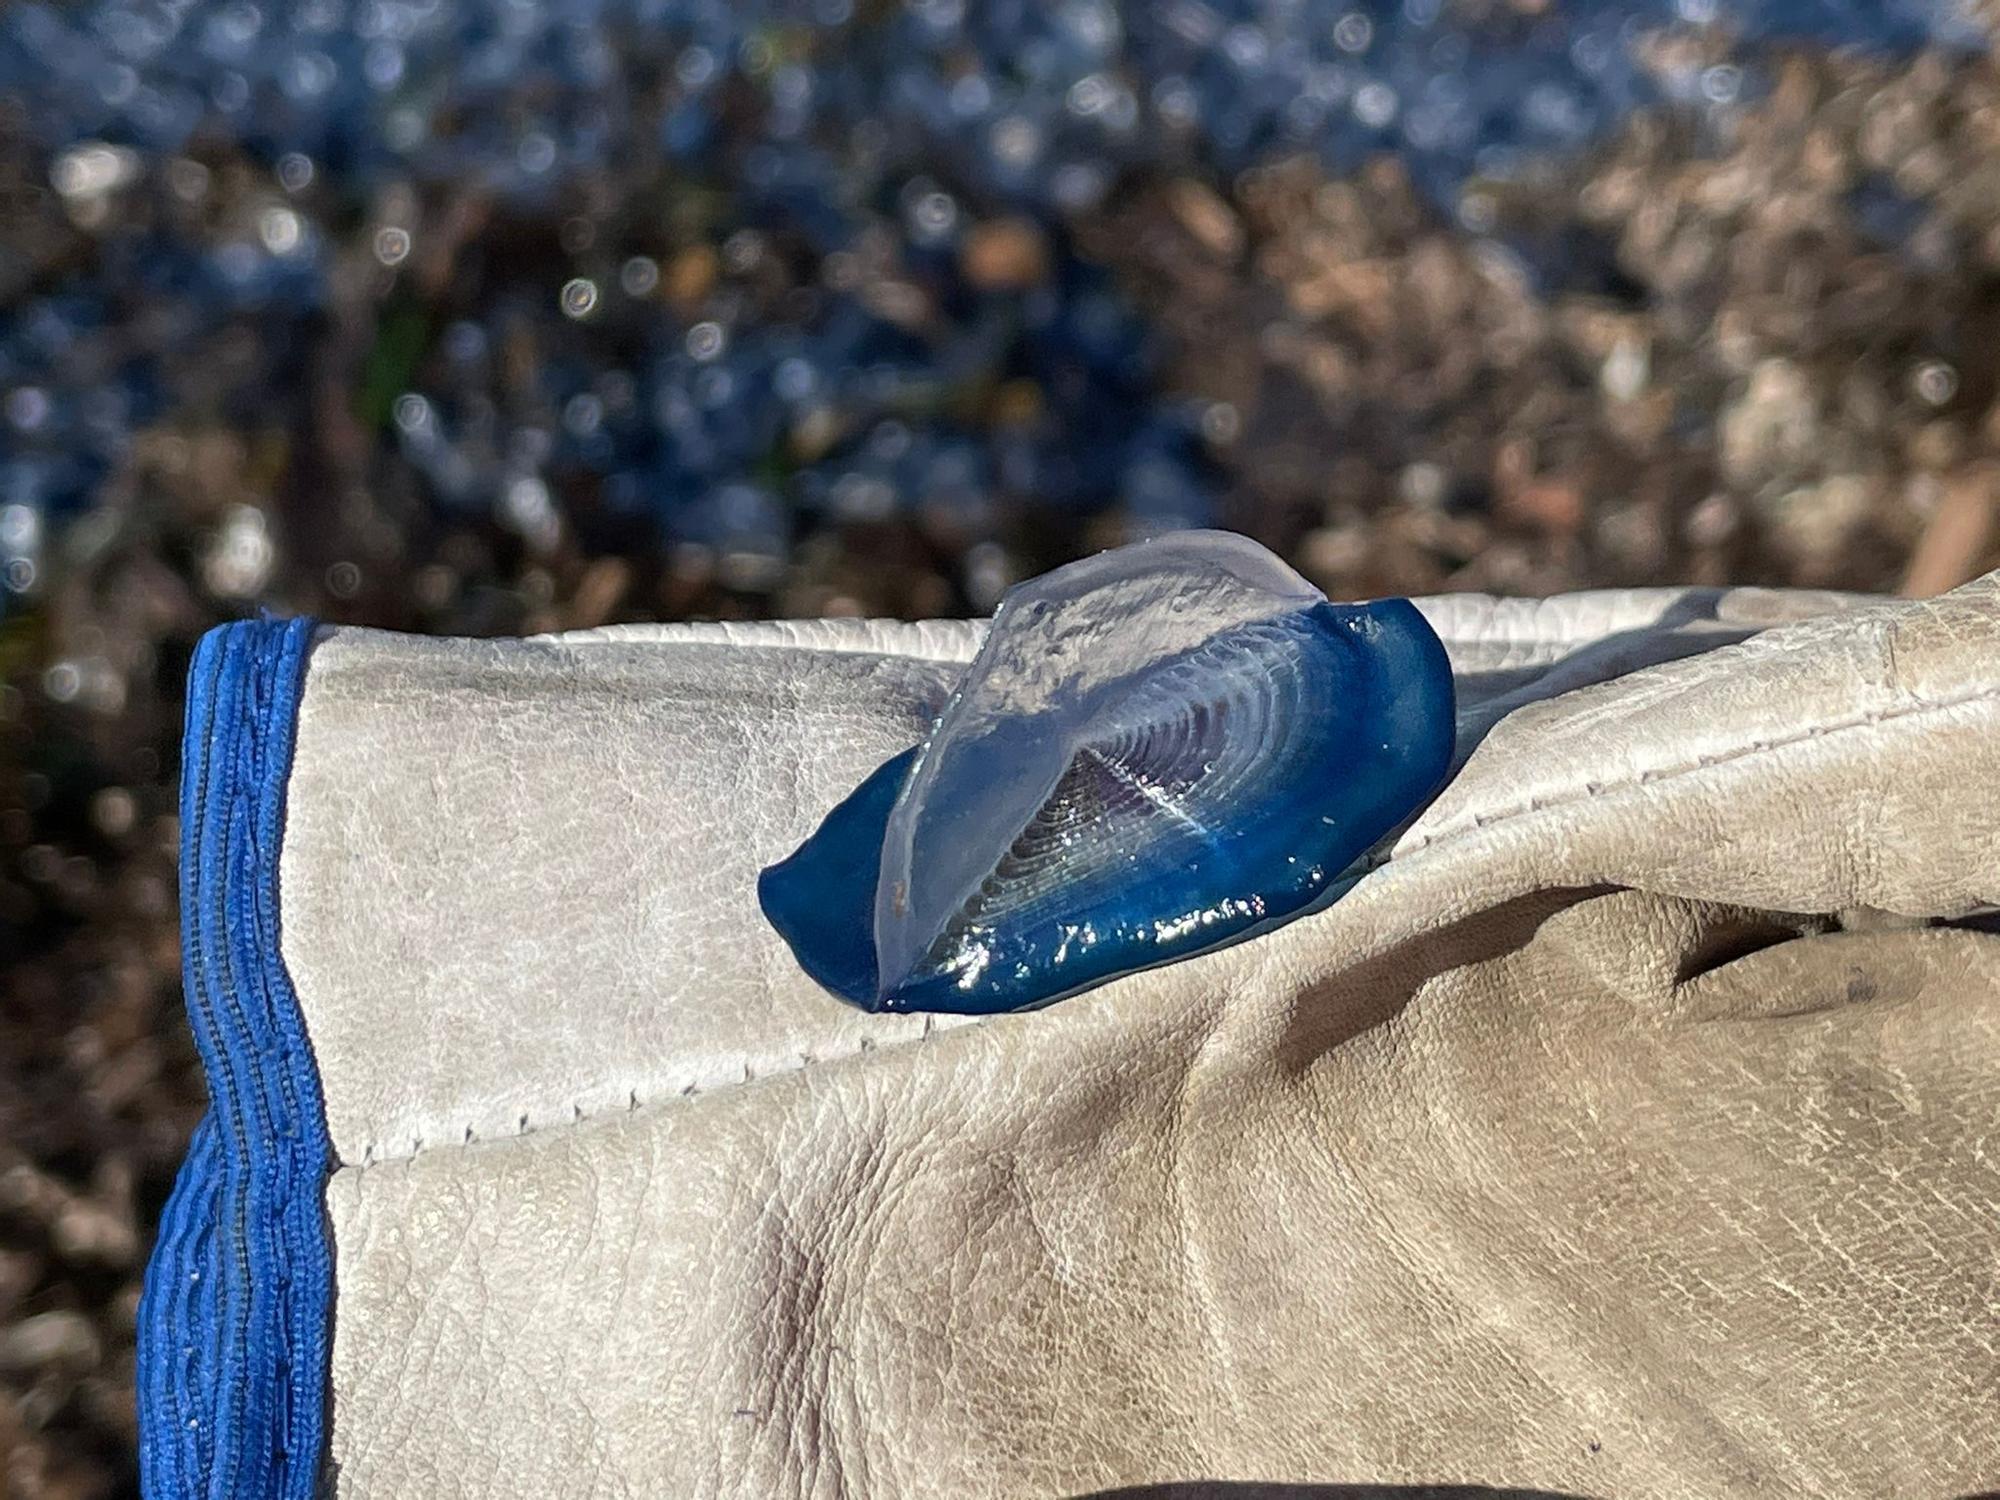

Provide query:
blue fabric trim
left=137, top=617, right=331, bottom=1500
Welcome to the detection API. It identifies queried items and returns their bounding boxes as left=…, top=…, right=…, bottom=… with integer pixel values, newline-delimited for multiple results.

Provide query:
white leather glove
left=140, top=580, right=2000, bottom=1500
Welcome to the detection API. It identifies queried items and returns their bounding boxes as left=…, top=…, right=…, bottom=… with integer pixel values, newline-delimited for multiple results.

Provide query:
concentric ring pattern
left=760, top=531, right=1455, bottom=1015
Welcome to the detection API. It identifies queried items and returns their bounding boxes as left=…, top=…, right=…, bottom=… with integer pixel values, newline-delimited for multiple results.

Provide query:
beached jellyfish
left=760, top=530, right=1455, bottom=1014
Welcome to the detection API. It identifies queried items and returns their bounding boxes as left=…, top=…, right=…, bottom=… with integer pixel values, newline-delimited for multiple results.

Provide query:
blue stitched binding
left=136, top=618, right=331, bottom=1500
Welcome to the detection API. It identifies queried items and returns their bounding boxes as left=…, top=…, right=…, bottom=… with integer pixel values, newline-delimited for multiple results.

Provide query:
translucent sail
left=760, top=531, right=1455, bottom=1015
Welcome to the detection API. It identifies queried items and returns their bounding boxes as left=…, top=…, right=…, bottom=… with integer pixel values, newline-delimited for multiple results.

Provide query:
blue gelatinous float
left=760, top=531, right=1454, bottom=1015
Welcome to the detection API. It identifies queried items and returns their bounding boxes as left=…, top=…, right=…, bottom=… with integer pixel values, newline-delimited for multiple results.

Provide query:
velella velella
left=758, top=531, right=1455, bottom=1015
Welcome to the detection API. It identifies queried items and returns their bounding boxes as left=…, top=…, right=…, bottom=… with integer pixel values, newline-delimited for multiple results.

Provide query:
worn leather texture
left=278, top=580, right=2000, bottom=1499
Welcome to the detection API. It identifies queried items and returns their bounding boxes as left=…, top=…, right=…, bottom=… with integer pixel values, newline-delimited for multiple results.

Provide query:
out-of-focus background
left=6, top=1, right=2000, bottom=1492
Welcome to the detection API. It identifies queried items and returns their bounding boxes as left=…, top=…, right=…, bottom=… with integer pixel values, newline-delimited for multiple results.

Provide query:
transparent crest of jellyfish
left=759, top=531, right=1455, bottom=1015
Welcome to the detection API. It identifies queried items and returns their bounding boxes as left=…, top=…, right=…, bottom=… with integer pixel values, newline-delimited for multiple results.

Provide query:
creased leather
left=280, top=578, right=2000, bottom=1499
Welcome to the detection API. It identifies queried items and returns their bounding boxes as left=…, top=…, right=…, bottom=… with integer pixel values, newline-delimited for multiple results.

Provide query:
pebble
left=0, top=1312, right=100, bottom=1376
left=961, top=219, right=1050, bottom=290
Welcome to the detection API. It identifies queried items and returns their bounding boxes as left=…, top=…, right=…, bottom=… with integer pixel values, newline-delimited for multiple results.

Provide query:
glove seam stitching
left=1370, top=679, right=2000, bottom=866
left=330, top=679, right=1999, bottom=1175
